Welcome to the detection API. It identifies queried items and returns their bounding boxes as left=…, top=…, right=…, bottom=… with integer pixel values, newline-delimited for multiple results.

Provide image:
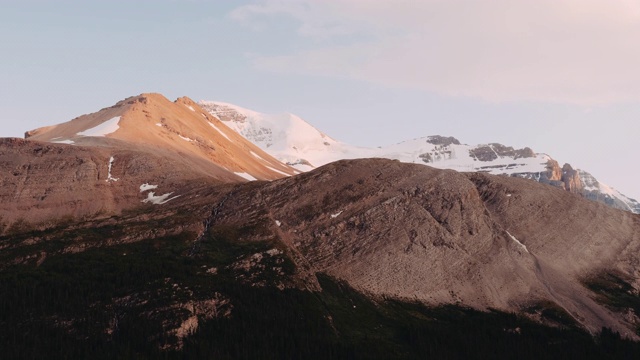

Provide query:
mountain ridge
left=27, top=93, right=296, bottom=182
left=200, top=100, right=640, bottom=214
left=2, top=93, right=640, bottom=356
left=1, top=94, right=297, bottom=229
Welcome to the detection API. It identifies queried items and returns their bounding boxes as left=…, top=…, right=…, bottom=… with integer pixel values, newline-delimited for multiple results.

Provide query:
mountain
left=211, top=158, right=640, bottom=336
left=3, top=94, right=640, bottom=358
left=1, top=94, right=295, bottom=229
left=27, top=94, right=295, bottom=181
left=200, top=101, right=640, bottom=214
left=198, top=101, right=377, bottom=170
left=3, top=157, right=640, bottom=358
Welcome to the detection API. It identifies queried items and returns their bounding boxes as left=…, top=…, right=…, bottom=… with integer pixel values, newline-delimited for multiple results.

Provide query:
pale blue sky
left=2, top=0, right=639, bottom=200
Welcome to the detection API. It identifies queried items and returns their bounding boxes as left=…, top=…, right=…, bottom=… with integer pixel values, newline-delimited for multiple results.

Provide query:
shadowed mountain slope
left=3, top=158, right=640, bottom=356
left=203, top=158, right=640, bottom=337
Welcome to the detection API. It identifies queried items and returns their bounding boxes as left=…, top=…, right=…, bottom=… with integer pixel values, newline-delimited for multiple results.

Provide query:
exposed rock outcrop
left=562, top=163, right=583, bottom=193
left=469, top=143, right=536, bottom=162
left=513, top=160, right=584, bottom=194
left=426, top=135, right=461, bottom=146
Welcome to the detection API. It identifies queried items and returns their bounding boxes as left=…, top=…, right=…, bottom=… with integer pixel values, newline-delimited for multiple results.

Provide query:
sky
left=2, top=0, right=639, bottom=200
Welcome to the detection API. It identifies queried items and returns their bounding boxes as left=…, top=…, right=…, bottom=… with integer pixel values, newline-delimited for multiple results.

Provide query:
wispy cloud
left=231, top=0, right=640, bottom=105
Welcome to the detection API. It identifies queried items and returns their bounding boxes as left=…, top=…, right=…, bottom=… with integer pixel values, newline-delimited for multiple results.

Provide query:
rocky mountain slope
left=0, top=137, right=215, bottom=228
left=2, top=158, right=640, bottom=358
left=200, top=101, right=640, bottom=214
left=1, top=94, right=295, bottom=229
left=27, top=94, right=295, bottom=182
left=2, top=95, right=640, bottom=357
left=205, top=158, right=640, bottom=338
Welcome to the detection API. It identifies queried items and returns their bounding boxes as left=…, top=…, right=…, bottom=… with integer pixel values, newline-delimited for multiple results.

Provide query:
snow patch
left=187, top=105, right=195, bottom=112
left=250, top=151, right=265, bottom=161
left=506, top=231, right=528, bottom=253
left=234, top=172, right=257, bottom=181
left=331, top=211, right=343, bottom=219
left=78, top=117, right=121, bottom=137
left=199, top=100, right=550, bottom=177
left=52, top=139, right=75, bottom=145
left=208, top=122, right=232, bottom=141
left=139, top=183, right=158, bottom=192
left=275, top=220, right=282, bottom=227
left=142, top=192, right=181, bottom=205
left=106, top=156, right=119, bottom=182
left=179, top=135, right=194, bottom=142
left=266, top=166, right=290, bottom=177
left=156, top=123, right=163, bottom=127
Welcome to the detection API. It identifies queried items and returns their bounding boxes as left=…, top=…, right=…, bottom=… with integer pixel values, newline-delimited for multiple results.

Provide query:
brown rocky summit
left=1, top=93, right=295, bottom=228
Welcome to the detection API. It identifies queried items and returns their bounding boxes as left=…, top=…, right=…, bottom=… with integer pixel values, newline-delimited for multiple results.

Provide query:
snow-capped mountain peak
left=579, top=170, right=640, bottom=213
left=199, top=100, right=640, bottom=214
left=199, top=101, right=372, bottom=171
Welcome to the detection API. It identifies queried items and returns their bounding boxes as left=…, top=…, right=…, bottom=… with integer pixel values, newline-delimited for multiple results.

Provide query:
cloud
left=232, top=0, right=640, bottom=105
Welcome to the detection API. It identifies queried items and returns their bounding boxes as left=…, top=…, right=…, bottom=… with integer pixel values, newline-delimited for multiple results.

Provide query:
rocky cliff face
left=511, top=160, right=640, bottom=213
left=514, top=160, right=582, bottom=192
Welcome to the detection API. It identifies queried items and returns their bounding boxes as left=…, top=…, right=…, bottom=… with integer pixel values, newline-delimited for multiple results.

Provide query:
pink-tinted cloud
left=232, top=0, right=640, bottom=104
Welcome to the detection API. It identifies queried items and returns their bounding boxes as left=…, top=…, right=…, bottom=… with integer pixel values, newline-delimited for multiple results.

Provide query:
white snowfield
left=178, top=135, right=194, bottom=142
left=266, top=166, right=290, bottom=177
left=139, top=183, right=158, bottom=192
left=506, top=231, right=529, bottom=253
left=139, top=183, right=179, bottom=205
left=106, top=156, right=119, bottom=182
left=234, top=172, right=257, bottom=181
left=207, top=121, right=232, bottom=141
left=199, top=101, right=547, bottom=176
left=199, top=101, right=375, bottom=171
left=379, top=138, right=551, bottom=175
left=142, top=191, right=181, bottom=205
left=78, top=117, right=121, bottom=137
left=52, top=139, right=75, bottom=145
left=200, top=100, right=640, bottom=214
